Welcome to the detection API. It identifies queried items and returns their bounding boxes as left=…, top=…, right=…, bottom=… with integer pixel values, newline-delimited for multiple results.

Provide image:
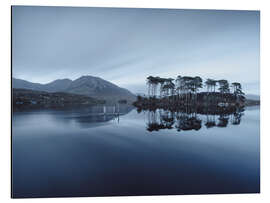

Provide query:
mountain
left=12, top=78, right=44, bottom=90
left=65, top=76, right=135, bottom=102
left=12, top=76, right=136, bottom=103
left=43, top=79, right=72, bottom=92
left=12, top=78, right=72, bottom=92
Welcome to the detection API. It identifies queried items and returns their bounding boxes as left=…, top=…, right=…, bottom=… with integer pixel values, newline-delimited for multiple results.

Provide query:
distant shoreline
left=12, top=88, right=105, bottom=111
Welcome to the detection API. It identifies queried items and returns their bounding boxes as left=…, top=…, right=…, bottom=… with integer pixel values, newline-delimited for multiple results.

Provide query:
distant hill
left=43, top=79, right=73, bottom=92
left=12, top=78, right=44, bottom=90
left=245, top=94, right=260, bottom=101
left=12, top=78, right=72, bottom=92
left=12, top=76, right=136, bottom=103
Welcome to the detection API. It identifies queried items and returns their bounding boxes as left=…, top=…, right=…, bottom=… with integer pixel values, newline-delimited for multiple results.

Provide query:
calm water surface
left=12, top=105, right=260, bottom=197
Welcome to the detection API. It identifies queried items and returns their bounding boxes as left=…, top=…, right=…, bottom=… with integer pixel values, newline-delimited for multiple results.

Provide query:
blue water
left=12, top=106, right=260, bottom=198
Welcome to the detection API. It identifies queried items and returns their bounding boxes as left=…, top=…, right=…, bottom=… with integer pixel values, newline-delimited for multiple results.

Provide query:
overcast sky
left=12, top=6, right=260, bottom=95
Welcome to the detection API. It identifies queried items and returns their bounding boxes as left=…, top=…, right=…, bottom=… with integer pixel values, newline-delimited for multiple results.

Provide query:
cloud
left=12, top=6, right=260, bottom=94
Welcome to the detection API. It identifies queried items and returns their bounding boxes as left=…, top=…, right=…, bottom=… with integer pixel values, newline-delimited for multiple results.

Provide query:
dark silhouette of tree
left=193, top=76, right=203, bottom=101
left=213, top=80, right=217, bottom=92
left=181, top=76, right=194, bottom=102
left=175, top=75, right=182, bottom=98
left=162, top=78, right=175, bottom=98
left=205, top=79, right=212, bottom=93
left=218, top=80, right=230, bottom=94
left=205, top=79, right=216, bottom=93
left=146, top=76, right=154, bottom=97
left=231, top=82, right=245, bottom=103
left=231, top=82, right=240, bottom=94
left=140, top=75, right=245, bottom=111
left=156, top=77, right=166, bottom=98
left=218, top=80, right=230, bottom=103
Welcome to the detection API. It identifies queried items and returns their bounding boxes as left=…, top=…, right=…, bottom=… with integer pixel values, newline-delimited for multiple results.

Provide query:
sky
left=12, top=6, right=260, bottom=95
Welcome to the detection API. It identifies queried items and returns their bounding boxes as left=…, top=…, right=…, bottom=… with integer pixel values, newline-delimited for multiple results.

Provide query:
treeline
left=146, top=76, right=244, bottom=99
left=134, top=76, right=245, bottom=108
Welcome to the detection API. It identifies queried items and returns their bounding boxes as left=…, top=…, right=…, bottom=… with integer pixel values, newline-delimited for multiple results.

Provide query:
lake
left=12, top=105, right=260, bottom=198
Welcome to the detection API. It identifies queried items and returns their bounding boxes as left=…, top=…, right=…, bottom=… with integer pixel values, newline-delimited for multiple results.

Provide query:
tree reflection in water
left=140, top=106, right=244, bottom=132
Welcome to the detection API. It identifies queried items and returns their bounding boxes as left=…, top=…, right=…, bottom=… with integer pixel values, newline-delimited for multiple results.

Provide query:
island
left=133, top=76, right=260, bottom=112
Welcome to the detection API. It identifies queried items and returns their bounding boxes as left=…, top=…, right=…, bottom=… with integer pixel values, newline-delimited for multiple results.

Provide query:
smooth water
left=12, top=105, right=260, bottom=198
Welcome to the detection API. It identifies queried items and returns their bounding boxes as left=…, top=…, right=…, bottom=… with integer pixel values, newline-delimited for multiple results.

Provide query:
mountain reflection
left=137, top=106, right=244, bottom=132
left=66, top=104, right=133, bottom=128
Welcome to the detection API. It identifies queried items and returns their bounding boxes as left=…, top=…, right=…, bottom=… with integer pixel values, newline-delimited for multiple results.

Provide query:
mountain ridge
left=12, top=76, right=136, bottom=103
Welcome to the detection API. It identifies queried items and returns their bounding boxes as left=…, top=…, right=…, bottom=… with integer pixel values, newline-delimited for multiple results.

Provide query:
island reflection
left=136, top=106, right=244, bottom=132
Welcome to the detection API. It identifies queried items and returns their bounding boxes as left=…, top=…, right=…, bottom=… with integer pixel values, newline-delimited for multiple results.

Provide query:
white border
left=1, top=0, right=269, bottom=202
